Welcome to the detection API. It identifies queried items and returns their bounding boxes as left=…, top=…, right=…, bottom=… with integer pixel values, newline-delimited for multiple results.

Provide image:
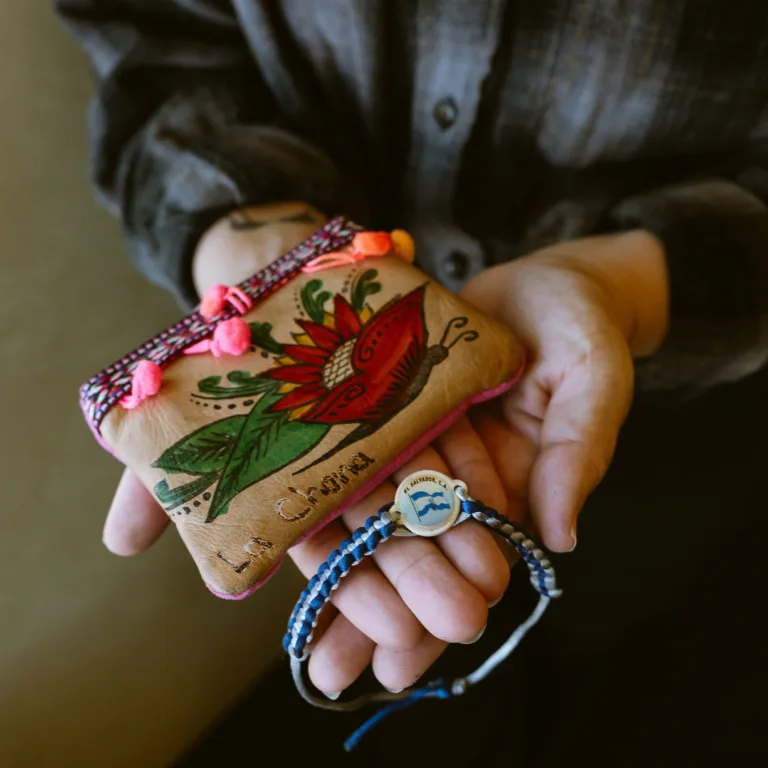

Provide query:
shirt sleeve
left=608, top=177, right=768, bottom=394
left=56, top=0, right=350, bottom=307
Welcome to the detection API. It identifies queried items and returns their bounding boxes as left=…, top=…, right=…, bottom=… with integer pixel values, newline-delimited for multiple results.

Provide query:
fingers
left=300, top=432, right=512, bottom=696
left=470, top=400, right=537, bottom=525
left=434, top=416, right=507, bottom=515
left=104, top=469, right=169, bottom=555
left=530, top=344, right=633, bottom=552
left=436, top=518, right=510, bottom=603
left=434, top=417, right=512, bottom=600
left=342, top=447, right=490, bottom=643
left=308, top=615, right=448, bottom=697
left=289, top=516, right=424, bottom=651
left=373, top=632, right=448, bottom=692
left=308, top=613, right=375, bottom=696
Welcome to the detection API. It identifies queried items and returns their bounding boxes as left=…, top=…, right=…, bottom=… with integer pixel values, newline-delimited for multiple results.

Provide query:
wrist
left=192, top=202, right=328, bottom=296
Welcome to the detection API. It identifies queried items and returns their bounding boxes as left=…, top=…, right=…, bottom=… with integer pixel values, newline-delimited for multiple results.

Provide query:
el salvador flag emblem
left=395, top=470, right=461, bottom=536
left=409, top=490, right=452, bottom=520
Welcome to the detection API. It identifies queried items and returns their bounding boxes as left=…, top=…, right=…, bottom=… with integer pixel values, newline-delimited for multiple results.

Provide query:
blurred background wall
left=0, top=4, right=302, bottom=766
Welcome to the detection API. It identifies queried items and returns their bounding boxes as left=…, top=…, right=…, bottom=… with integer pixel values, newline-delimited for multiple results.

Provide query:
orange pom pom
left=352, top=231, right=392, bottom=257
left=390, top=229, right=415, bottom=263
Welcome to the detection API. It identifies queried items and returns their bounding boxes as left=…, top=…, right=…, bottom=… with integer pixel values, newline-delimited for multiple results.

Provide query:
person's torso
left=233, top=0, right=768, bottom=287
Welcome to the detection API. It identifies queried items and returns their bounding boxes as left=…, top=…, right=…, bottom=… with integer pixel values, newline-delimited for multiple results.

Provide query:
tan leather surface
left=102, top=257, right=523, bottom=595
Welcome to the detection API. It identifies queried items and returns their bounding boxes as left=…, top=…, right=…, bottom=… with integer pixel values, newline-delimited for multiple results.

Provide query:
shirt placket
left=404, top=0, right=506, bottom=291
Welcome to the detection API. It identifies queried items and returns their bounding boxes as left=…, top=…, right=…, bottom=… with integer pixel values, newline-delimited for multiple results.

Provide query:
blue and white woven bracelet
left=283, top=470, right=562, bottom=749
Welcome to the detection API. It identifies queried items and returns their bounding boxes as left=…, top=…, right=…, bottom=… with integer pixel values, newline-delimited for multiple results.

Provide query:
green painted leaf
left=350, top=269, right=382, bottom=311
left=248, top=321, right=285, bottom=355
left=155, top=472, right=218, bottom=510
left=197, top=371, right=280, bottom=399
left=152, top=416, right=245, bottom=474
left=301, top=279, right=332, bottom=323
left=227, top=370, right=283, bottom=388
left=207, top=395, right=329, bottom=522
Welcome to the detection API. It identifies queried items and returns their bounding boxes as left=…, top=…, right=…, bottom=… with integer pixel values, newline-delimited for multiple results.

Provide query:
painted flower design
left=152, top=268, right=479, bottom=521
left=261, top=286, right=427, bottom=425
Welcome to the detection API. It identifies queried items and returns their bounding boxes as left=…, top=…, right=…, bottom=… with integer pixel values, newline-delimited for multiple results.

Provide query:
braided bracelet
left=283, top=471, right=562, bottom=749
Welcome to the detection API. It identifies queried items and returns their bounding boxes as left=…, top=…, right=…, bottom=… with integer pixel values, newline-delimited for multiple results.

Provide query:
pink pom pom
left=134, top=360, right=163, bottom=396
left=212, top=317, right=251, bottom=357
left=119, top=359, right=162, bottom=409
left=200, top=284, right=229, bottom=319
left=199, top=284, right=253, bottom=319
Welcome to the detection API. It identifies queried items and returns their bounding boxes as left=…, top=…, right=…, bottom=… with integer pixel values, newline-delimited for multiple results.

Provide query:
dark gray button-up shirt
left=58, top=0, right=768, bottom=393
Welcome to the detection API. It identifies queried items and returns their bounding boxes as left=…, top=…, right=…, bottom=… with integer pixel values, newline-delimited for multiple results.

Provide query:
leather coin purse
left=80, top=218, right=525, bottom=598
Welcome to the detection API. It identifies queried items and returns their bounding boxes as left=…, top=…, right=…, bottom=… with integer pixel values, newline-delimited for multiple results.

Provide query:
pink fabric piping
left=206, top=354, right=526, bottom=600
left=86, top=415, right=118, bottom=458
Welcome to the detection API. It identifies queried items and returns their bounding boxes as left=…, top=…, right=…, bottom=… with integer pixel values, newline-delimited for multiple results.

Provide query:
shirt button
left=444, top=250, right=470, bottom=280
left=433, top=97, right=459, bottom=130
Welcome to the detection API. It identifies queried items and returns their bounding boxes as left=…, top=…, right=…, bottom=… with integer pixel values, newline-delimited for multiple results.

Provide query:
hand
left=104, top=224, right=667, bottom=701
left=286, top=425, right=511, bottom=696
left=463, top=229, right=669, bottom=551
left=107, top=428, right=510, bottom=696
left=106, top=201, right=331, bottom=553
left=104, top=202, right=328, bottom=555
left=191, top=201, right=329, bottom=289
left=104, top=204, right=512, bottom=699
left=282, top=230, right=668, bottom=696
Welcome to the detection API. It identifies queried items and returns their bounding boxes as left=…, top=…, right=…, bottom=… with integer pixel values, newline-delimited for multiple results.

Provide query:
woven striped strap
left=284, top=477, right=561, bottom=750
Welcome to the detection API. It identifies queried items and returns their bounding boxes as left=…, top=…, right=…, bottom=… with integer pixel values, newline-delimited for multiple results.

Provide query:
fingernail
left=567, top=525, right=578, bottom=552
left=324, top=691, right=341, bottom=700
left=384, top=686, right=405, bottom=694
left=488, top=595, right=503, bottom=608
left=460, top=624, right=487, bottom=645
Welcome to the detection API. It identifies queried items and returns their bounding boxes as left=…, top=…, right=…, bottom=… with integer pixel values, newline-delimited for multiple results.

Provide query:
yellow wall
left=0, top=5, right=302, bottom=766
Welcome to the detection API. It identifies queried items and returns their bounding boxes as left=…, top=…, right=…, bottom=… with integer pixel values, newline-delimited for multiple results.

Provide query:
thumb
left=528, top=344, right=633, bottom=552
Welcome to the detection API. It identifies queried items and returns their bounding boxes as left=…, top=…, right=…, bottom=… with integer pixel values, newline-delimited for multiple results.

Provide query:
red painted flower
left=262, top=286, right=427, bottom=424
